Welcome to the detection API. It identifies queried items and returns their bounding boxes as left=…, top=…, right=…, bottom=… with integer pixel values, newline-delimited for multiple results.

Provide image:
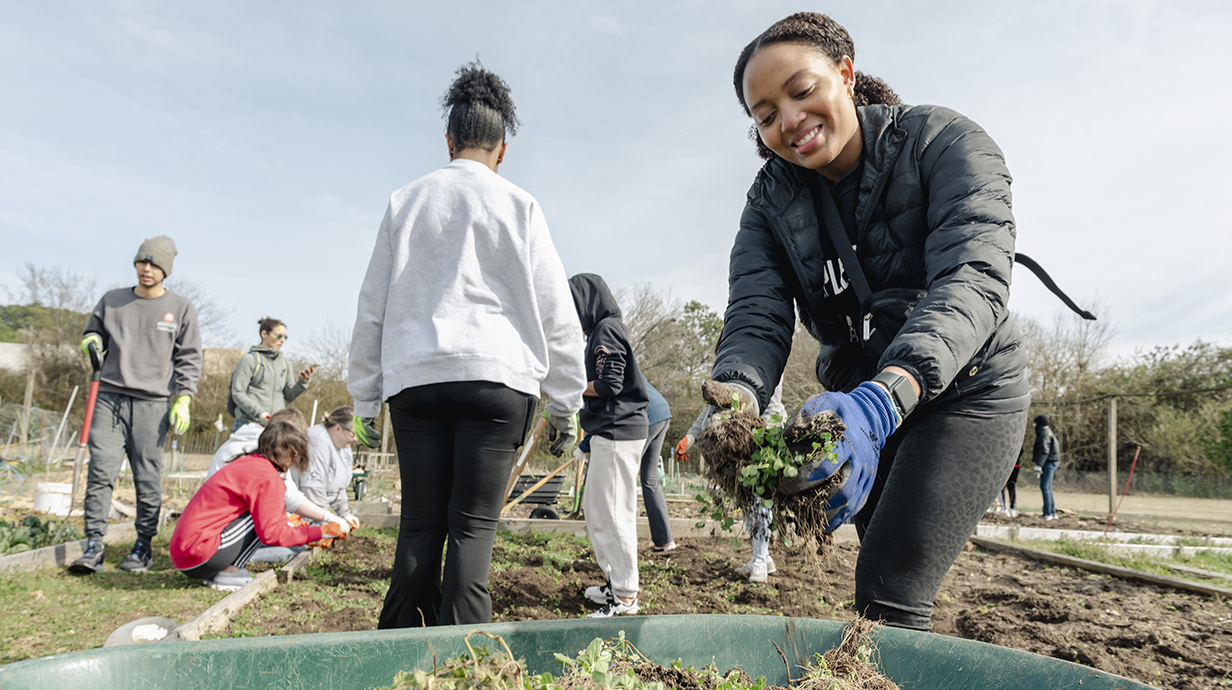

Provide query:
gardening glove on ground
left=353, top=414, right=381, bottom=448
left=325, top=513, right=351, bottom=535
left=169, top=395, right=192, bottom=434
left=547, top=412, right=578, bottom=457
left=346, top=515, right=360, bottom=531
left=80, top=333, right=103, bottom=355
left=776, top=382, right=897, bottom=532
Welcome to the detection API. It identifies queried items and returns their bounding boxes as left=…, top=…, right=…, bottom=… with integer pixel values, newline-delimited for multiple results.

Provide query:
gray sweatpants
left=84, top=392, right=168, bottom=541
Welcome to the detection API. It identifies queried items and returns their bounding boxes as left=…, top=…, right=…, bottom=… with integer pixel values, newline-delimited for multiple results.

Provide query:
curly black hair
left=732, top=13, right=902, bottom=161
left=440, top=59, right=519, bottom=152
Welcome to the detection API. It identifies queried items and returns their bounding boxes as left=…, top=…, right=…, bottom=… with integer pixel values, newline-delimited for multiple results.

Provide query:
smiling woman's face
left=742, top=42, right=862, bottom=183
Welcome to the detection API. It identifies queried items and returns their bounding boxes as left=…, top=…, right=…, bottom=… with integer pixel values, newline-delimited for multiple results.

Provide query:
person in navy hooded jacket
left=569, top=273, right=649, bottom=618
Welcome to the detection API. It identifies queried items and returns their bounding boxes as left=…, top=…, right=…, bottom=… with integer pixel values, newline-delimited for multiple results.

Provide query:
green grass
left=1018, top=537, right=1232, bottom=587
left=213, top=527, right=401, bottom=638
left=0, top=531, right=231, bottom=664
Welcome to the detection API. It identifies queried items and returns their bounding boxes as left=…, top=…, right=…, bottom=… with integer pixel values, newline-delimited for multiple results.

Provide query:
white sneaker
left=207, top=569, right=253, bottom=592
left=1007, top=509, right=1017, bottom=518
left=735, top=555, right=775, bottom=576
left=747, top=558, right=769, bottom=584
left=584, top=582, right=612, bottom=605
left=587, top=597, right=639, bottom=618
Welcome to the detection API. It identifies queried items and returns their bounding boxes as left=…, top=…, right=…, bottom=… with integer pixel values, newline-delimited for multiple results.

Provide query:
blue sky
left=2, top=1, right=1230, bottom=361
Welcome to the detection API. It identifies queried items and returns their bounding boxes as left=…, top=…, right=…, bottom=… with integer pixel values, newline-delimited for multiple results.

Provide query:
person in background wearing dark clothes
left=998, top=447, right=1022, bottom=518
left=569, top=273, right=650, bottom=618
left=642, top=378, right=675, bottom=552
left=1033, top=415, right=1061, bottom=520
left=69, top=236, right=202, bottom=575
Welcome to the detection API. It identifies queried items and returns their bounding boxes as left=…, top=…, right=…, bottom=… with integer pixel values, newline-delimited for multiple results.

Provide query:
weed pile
left=693, top=381, right=844, bottom=564
left=378, top=621, right=896, bottom=690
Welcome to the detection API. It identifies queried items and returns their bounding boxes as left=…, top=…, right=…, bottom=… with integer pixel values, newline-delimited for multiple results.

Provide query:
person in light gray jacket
left=294, top=406, right=359, bottom=526
left=229, top=317, right=315, bottom=431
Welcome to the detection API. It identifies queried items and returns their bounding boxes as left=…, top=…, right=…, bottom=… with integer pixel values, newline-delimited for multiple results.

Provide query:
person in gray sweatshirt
left=294, top=406, right=359, bottom=526
left=228, top=316, right=314, bottom=430
left=350, top=61, right=585, bottom=629
left=69, top=236, right=203, bottom=575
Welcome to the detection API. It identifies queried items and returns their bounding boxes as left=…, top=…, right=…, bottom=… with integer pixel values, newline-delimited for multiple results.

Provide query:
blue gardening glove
left=776, top=382, right=898, bottom=532
left=578, top=433, right=591, bottom=454
left=169, top=395, right=192, bottom=435
left=353, top=415, right=381, bottom=448
left=547, top=412, right=578, bottom=457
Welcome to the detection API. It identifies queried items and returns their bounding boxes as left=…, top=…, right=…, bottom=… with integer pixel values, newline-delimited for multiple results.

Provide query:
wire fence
left=0, top=402, right=79, bottom=464
left=1054, top=470, right=1232, bottom=500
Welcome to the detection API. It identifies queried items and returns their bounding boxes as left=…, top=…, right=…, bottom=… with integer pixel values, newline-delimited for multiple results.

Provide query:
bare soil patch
left=217, top=522, right=1230, bottom=689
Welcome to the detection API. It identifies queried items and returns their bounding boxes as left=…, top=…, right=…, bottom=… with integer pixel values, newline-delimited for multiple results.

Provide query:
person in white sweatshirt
left=349, top=61, right=586, bottom=629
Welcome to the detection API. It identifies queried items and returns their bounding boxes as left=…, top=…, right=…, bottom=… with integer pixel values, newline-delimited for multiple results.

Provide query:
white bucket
left=33, top=482, right=73, bottom=517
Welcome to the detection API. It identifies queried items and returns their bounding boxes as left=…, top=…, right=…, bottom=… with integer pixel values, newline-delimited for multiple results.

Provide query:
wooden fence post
left=1107, top=396, right=1117, bottom=516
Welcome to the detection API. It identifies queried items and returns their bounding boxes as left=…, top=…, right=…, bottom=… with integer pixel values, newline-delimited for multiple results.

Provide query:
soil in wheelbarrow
left=216, top=526, right=1230, bottom=689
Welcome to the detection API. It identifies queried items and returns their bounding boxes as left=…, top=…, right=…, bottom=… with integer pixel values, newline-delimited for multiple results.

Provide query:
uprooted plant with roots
left=379, top=621, right=897, bottom=690
left=693, top=380, right=846, bottom=566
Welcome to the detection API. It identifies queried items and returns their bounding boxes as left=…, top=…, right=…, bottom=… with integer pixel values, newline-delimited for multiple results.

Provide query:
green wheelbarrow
left=0, top=614, right=1149, bottom=689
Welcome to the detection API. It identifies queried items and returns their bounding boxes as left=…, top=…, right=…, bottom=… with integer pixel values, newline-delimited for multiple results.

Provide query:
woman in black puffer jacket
left=708, top=12, right=1031, bottom=631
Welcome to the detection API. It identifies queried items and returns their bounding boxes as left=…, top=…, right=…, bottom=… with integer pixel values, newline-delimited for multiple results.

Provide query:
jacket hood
left=569, top=273, right=620, bottom=334
left=249, top=345, right=283, bottom=358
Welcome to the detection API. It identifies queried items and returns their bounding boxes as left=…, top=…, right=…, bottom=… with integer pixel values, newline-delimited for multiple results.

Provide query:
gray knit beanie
left=133, top=236, right=177, bottom=277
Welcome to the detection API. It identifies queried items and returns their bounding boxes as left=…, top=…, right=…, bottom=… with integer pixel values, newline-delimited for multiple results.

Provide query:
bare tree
left=298, top=321, right=353, bottom=381
left=163, top=276, right=234, bottom=348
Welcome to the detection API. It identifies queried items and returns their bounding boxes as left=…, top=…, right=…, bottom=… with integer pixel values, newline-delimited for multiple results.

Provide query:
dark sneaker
left=117, top=540, right=153, bottom=572
left=68, top=540, right=106, bottom=575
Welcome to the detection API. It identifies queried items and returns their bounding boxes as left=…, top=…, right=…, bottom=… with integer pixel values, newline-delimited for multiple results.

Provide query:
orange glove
left=309, top=521, right=348, bottom=548
left=346, top=515, right=360, bottom=531
left=675, top=435, right=693, bottom=462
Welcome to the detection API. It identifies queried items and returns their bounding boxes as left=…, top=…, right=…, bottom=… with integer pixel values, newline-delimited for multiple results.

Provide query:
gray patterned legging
left=853, top=408, right=1028, bottom=630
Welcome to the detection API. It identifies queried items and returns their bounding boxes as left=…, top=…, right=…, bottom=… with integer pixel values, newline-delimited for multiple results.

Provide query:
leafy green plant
left=0, top=515, right=81, bottom=554
left=380, top=622, right=896, bottom=690
left=693, top=393, right=840, bottom=549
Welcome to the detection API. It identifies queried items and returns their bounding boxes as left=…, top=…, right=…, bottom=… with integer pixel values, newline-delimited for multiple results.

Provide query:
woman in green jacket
left=229, top=317, right=316, bottom=431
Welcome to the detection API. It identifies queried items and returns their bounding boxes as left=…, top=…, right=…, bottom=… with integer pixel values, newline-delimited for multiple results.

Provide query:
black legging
left=378, top=381, right=535, bottom=628
left=1001, top=464, right=1020, bottom=510
left=854, top=408, right=1028, bottom=630
left=178, top=513, right=262, bottom=581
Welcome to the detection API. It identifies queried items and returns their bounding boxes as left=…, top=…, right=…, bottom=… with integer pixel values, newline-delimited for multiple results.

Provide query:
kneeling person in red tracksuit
left=170, top=420, right=346, bottom=590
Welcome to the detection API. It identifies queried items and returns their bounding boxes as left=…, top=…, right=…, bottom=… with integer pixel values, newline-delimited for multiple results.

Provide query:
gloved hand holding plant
left=777, top=382, right=898, bottom=532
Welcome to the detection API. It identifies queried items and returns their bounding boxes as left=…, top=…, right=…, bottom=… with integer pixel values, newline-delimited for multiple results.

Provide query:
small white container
left=33, top=482, right=73, bottom=516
